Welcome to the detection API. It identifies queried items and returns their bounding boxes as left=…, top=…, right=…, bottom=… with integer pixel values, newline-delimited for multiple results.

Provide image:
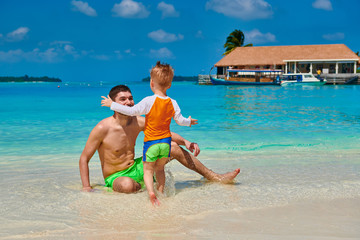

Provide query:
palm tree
left=223, top=29, right=253, bottom=55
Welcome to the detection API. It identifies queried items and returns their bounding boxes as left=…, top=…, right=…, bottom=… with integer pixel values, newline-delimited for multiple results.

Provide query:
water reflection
left=219, top=85, right=360, bottom=131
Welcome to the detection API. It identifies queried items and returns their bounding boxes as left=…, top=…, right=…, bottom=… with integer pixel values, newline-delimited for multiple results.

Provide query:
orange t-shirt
left=110, top=94, right=190, bottom=142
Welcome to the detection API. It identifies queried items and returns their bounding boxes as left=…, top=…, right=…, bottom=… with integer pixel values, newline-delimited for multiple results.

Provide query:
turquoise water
left=1, top=82, right=360, bottom=238
left=1, top=82, right=359, bottom=157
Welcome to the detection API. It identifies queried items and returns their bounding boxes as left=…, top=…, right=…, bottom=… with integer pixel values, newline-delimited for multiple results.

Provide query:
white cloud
left=205, top=0, right=273, bottom=20
left=0, top=48, right=60, bottom=63
left=0, top=41, right=83, bottom=63
left=91, top=54, right=110, bottom=61
left=0, top=49, right=25, bottom=62
left=123, top=49, right=136, bottom=56
left=64, top=44, right=79, bottom=58
left=6, top=27, right=30, bottom=42
left=0, top=41, right=123, bottom=63
left=114, top=50, right=123, bottom=59
left=148, top=29, right=183, bottom=43
left=37, top=48, right=60, bottom=62
left=245, top=29, right=276, bottom=44
left=112, top=0, right=150, bottom=18
left=312, top=0, right=332, bottom=11
left=195, top=30, right=204, bottom=39
left=150, top=47, right=174, bottom=59
left=71, top=0, right=97, bottom=16
left=157, top=2, right=179, bottom=18
left=80, top=50, right=91, bottom=56
left=322, top=32, right=344, bottom=41
left=51, top=41, right=81, bottom=58
left=50, top=41, right=73, bottom=46
left=64, top=45, right=75, bottom=53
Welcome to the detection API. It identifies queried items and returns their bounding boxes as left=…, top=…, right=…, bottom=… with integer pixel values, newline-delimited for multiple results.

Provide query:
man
left=79, top=85, right=240, bottom=193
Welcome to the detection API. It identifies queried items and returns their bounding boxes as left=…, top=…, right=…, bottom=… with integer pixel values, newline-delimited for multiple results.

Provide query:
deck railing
left=198, top=74, right=216, bottom=85
left=322, top=73, right=359, bottom=85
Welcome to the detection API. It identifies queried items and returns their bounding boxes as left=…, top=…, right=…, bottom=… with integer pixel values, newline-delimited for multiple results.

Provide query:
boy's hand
left=101, top=95, right=113, bottom=107
left=189, top=116, right=198, bottom=127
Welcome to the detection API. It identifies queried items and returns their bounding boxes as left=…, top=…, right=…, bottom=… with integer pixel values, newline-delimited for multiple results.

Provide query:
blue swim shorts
left=143, top=137, right=171, bottom=162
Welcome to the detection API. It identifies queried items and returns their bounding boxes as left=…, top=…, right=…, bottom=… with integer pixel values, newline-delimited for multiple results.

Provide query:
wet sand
left=3, top=197, right=358, bottom=240
left=180, top=197, right=360, bottom=240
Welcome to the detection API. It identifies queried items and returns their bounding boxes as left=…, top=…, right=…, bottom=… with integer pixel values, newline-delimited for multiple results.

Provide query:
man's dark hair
left=109, top=85, right=132, bottom=101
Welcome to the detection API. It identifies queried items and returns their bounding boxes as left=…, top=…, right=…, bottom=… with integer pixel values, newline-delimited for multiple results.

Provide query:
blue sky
left=1, top=0, right=359, bottom=82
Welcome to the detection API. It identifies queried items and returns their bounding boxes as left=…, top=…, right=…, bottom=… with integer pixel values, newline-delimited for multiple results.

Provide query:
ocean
left=0, top=81, right=359, bottom=239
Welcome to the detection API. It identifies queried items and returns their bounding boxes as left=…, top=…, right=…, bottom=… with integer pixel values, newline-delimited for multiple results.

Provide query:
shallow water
left=0, top=82, right=359, bottom=239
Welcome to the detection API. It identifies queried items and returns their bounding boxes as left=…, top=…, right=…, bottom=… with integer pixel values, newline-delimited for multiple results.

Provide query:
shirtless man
left=79, top=85, right=240, bottom=193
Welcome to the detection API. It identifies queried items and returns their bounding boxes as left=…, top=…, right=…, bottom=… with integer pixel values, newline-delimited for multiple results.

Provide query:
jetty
left=198, top=75, right=214, bottom=85
left=198, top=73, right=360, bottom=85
left=321, top=73, right=359, bottom=85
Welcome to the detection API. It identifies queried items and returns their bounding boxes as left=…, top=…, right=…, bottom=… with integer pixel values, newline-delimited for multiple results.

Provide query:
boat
left=209, top=67, right=282, bottom=85
left=280, top=73, right=327, bottom=86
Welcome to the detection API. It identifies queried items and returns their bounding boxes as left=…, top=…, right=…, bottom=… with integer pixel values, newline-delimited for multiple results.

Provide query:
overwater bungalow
left=214, top=44, right=359, bottom=77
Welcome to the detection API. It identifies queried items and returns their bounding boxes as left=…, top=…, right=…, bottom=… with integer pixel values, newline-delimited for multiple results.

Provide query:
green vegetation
left=224, top=29, right=253, bottom=55
left=0, top=75, right=61, bottom=82
left=142, top=76, right=197, bottom=82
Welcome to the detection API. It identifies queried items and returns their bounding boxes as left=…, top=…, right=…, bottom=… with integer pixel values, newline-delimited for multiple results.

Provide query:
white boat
left=280, top=73, right=326, bottom=86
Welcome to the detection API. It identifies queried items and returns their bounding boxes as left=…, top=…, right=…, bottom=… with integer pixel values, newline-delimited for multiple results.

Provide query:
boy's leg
left=154, top=157, right=169, bottom=193
left=143, top=161, right=160, bottom=206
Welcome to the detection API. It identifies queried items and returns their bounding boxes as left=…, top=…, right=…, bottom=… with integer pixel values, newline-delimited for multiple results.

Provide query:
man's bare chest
left=102, top=126, right=139, bottom=151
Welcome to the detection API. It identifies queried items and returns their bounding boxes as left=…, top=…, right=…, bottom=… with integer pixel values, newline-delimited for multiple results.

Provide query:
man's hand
left=101, top=95, right=113, bottom=107
left=185, top=141, right=200, bottom=157
left=189, top=116, right=198, bottom=127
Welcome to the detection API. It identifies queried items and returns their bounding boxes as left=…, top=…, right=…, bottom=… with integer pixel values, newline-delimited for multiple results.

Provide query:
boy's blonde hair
left=150, top=61, right=174, bottom=88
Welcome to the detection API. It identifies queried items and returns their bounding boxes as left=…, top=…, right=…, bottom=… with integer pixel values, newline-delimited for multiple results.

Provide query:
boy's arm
left=101, top=95, right=152, bottom=116
left=79, top=123, right=106, bottom=191
left=171, top=132, right=200, bottom=157
left=171, top=99, right=198, bottom=127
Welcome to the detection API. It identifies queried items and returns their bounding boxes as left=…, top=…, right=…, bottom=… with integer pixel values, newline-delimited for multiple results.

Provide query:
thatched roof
left=215, top=44, right=360, bottom=67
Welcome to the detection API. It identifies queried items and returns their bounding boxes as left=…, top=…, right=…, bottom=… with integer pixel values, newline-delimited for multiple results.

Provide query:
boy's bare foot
left=214, top=168, right=240, bottom=184
left=149, top=192, right=160, bottom=206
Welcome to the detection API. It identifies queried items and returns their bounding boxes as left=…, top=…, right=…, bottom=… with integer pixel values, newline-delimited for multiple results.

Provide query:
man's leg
left=169, top=142, right=240, bottom=183
left=112, top=177, right=141, bottom=193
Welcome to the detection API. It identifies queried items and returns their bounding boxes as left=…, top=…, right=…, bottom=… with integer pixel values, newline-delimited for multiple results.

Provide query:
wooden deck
left=198, top=75, right=213, bottom=85
left=322, top=74, right=360, bottom=85
left=199, top=74, right=360, bottom=85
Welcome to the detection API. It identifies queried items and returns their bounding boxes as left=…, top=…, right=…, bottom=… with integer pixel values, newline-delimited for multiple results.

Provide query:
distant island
left=142, top=75, right=197, bottom=82
left=0, top=75, right=62, bottom=82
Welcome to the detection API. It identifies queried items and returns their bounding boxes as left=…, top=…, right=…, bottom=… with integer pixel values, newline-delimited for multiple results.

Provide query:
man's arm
left=171, top=132, right=200, bottom=157
left=79, top=123, right=106, bottom=191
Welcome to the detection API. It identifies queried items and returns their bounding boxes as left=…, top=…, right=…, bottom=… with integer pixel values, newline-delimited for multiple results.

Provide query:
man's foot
left=214, top=168, right=240, bottom=184
left=149, top=192, right=160, bottom=206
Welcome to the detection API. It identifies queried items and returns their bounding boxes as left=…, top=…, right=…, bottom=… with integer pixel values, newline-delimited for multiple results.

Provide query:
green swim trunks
left=104, top=157, right=145, bottom=189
